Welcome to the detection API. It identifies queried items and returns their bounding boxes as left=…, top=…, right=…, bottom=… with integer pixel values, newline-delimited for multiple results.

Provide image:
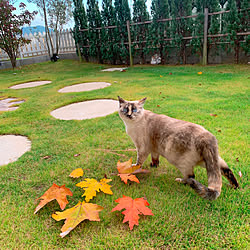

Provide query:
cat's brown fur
left=118, top=96, right=239, bottom=200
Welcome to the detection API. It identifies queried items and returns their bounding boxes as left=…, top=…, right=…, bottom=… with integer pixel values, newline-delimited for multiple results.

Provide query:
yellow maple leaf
left=69, top=168, right=84, bottom=178
left=76, top=178, right=113, bottom=202
left=52, top=201, right=104, bottom=238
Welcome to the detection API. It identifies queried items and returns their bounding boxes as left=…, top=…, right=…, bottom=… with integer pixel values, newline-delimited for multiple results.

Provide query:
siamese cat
left=118, top=96, right=239, bottom=200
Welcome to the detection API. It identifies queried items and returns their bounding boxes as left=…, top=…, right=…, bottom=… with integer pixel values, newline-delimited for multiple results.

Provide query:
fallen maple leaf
left=117, top=158, right=140, bottom=174
left=117, top=159, right=150, bottom=184
left=34, top=183, right=73, bottom=214
left=111, top=195, right=153, bottom=230
left=69, top=168, right=84, bottom=178
left=52, top=201, right=104, bottom=238
left=118, top=173, right=140, bottom=184
left=198, top=72, right=203, bottom=75
left=76, top=178, right=113, bottom=202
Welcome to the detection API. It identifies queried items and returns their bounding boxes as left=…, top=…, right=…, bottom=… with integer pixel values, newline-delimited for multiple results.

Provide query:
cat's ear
left=118, top=96, right=126, bottom=104
left=138, top=97, right=147, bottom=106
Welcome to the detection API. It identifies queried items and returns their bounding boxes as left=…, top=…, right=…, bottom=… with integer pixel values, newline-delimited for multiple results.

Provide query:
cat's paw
left=150, top=162, right=159, bottom=168
left=175, top=178, right=186, bottom=184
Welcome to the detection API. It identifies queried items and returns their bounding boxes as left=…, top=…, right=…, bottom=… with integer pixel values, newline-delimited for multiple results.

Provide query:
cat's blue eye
left=132, top=108, right=137, bottom=112
left=123, top=107, right=128, bottom=113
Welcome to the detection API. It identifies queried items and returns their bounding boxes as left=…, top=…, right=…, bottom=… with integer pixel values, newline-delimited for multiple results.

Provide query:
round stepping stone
left=50, top=99, right=118, bottom=120
left=58, top=82, right=111, bottom=93
left=101, top=68, right=127, bottom=72
left=0, top=135, right=31, bottom=166
left=10, top=81, right=51, bottom=89
left=0, top=98, right=25, bottom=111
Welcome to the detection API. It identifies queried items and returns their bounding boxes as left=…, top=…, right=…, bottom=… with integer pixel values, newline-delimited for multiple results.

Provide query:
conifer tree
left=224, top=0, right=242, bottom=63
left=150, top=0, right=171, bottom=64
left=237, top=0, right=249, bottom=58
left=101, top=0, right=116, bottom=63
left=132, top=0, right=150, bottom=64
left=170, top=0, right=193, bottom=64
left=192, top=0, right=220, bottom=61
left=114, top=0, right=131, bottom=64
left=73, top=0, right=89, bottom=61
left=87, top=0, right=102, bottom=63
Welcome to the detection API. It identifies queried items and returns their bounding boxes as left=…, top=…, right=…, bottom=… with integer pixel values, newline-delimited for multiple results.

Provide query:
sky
left=13, top=0, right=153, bottom=29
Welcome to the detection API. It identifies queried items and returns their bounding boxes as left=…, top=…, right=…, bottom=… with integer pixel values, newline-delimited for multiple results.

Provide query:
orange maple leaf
left=34, top=183, right=73, bottom=214
left=118, top=173, right=140, bottom=184
left=117, top=158, right=150, bottom=184
left=112, top=195, right=153, bottom=230
left=52, top=201, right=104, bottom=238
left=69, top=168, right=84, bottom=178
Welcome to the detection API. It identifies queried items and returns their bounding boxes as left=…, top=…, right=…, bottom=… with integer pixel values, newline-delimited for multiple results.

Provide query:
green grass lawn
left=0, top=60, right=249, bottom=249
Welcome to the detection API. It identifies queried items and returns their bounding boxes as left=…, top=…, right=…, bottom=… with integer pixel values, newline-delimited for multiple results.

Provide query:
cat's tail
left=219, top=157, right=239, bottom=189
left=187, top=137, right=222, bottom=200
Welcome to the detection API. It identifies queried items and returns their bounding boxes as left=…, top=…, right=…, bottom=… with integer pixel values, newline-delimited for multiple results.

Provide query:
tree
left=132, top=0, right=150, bottom=64
left=87, top=0, right=102, bottom=63
left=47, top=0, right=73, bottom=55
left=150, top=0, right=171, bottom=64
left=192, top=0, right=220, bottom=62
left=170, top=0, right=193, bottom=64
left=114, top=0, right=131, bottom=64
left=28, top=0, right=54, bottom=57
left=73, top=0, right=89, bottom=61
left=0, top=0, right=37, bottom=69
left=224, top=0, right=241, bottom=63
left=101, top=0, right=116, bottom=63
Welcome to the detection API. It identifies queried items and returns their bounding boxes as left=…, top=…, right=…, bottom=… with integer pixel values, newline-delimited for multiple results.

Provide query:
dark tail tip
left=186, top=178, right=220, bottom=200
left=221, top=167, right=239, bottom=189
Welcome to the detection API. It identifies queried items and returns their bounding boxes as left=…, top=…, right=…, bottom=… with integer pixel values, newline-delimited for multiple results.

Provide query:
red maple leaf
left=111, top=195, right=153, bottom=230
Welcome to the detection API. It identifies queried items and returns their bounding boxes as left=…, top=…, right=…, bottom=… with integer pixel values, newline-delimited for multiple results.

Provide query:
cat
left=118, top=96, right=239, bottom=200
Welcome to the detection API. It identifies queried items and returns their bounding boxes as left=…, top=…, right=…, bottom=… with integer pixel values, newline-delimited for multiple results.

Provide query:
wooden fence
left=79, top=7, right=250, bottom=65
left=0, top=29, right=76, bottom=60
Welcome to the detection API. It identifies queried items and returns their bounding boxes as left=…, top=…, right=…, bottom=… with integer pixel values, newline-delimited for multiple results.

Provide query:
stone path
left=58, top=82, right=111, bottom=93
left=0, top=98, right=24, bottom=111
left=0, top=135, right=31, bottom=166
left=101, top=68, right=127, bottom=72
left=50, top=99, right=118, bottom=120
left=10, top=80, right=52, bottom=89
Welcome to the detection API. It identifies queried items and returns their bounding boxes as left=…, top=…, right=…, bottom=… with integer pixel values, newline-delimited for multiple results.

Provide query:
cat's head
left=118, top=96, right=146, bottom=122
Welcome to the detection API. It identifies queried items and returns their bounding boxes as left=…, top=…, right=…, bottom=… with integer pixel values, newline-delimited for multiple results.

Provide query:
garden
left=0, top=60, right=249, bottom=248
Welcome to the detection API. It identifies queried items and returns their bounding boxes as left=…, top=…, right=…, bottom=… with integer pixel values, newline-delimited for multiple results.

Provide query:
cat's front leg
left=134, top=147, right=150, bottom=166
left=150, top=152, right=159, bottom=168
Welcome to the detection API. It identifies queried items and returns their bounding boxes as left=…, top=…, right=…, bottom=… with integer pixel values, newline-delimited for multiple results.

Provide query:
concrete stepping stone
left=58, top=82, right=111, bottom=93
left=0, top=98, right=25, bottom=111
left=0, top=135, right=31, bottom=166
left=10, top=80, right=52, bottom=89
left=101, top=68, right=127, bottom=72
left=50, top=99, right=118, bottom=120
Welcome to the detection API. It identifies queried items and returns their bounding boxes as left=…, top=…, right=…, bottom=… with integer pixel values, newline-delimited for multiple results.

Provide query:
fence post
left=203, top=8, right=208, bottom=65
left=126, top=20, right=133, bottom=67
